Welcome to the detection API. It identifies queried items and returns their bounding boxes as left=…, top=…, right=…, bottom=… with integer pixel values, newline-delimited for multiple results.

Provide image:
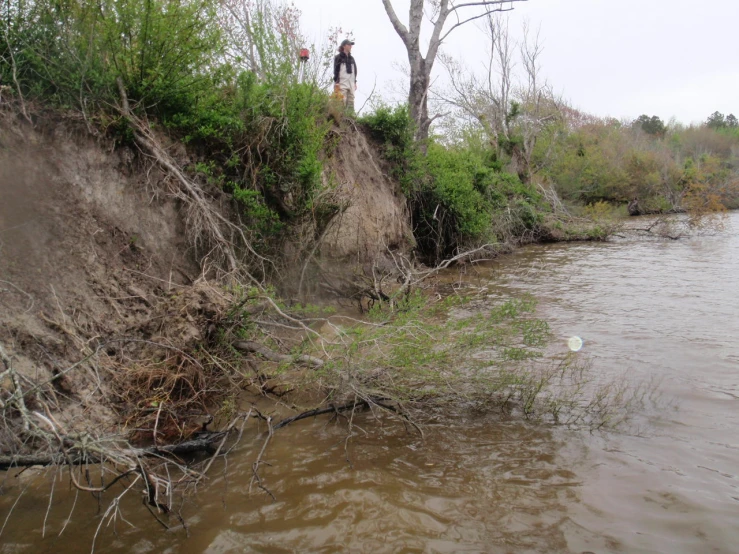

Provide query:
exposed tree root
left=115, top=77, right=265, bottom=283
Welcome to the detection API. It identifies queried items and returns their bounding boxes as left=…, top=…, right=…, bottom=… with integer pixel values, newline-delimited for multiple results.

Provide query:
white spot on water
left=568, top=336, right=583, bottom=352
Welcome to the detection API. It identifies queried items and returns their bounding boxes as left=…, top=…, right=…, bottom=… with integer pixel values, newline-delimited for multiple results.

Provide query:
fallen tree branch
left=258, top=295, right=323, bottom=338
left=249, top=416, right=275, bottom=500
left=273, top=400, right=369, bottom=431
left=370, top=242, right=497, bottom=304
left=0, top=432, right=228, bottom=471
left=233, top=340, right=324, bottom=368
left=373, top=400, right=424, bottom=439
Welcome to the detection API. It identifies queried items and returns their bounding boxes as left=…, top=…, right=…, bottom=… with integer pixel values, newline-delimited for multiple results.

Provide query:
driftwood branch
left=249, top=416, right=275, bottom=500
left=270, top=397, right=422, bottom=438
left=273, top=400, right=369, bottom=431
left=0, top=432, right=227, bottom=471
left=233, top=341, right=324, bottom=368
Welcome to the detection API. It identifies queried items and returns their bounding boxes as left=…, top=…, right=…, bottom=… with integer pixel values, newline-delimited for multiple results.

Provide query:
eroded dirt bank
left=1, top=115, right=201, bottom=434
left=0, top=108, right=413, bottom=459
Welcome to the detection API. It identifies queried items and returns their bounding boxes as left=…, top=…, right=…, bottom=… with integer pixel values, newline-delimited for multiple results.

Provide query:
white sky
left=299, top=0, right=738, bottom=124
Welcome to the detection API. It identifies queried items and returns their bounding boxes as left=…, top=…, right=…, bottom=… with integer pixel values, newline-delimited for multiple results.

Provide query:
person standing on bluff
left=333, top=39, right=357, bottom=114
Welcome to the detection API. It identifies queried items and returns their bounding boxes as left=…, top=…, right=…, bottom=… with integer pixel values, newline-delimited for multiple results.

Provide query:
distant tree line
left=706, top=111, right=738, bottom=130
left=634, top=112, right=738, bottom=135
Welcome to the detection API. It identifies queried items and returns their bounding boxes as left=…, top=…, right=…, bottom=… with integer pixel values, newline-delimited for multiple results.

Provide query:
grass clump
left=290, top=289, right=643, bottom=429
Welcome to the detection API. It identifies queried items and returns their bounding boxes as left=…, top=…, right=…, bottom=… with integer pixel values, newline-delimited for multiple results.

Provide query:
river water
left=1, top=213, right=737, bottom=553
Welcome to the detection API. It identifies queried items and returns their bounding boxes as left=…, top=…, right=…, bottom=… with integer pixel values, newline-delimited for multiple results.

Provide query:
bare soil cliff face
left=0, top=115, right=206, bottom=429
left=285, top=126, right=413, bottom=298
left=0, top=112, right=413, bottom=437
left=321, top=129, right=411, bottom=261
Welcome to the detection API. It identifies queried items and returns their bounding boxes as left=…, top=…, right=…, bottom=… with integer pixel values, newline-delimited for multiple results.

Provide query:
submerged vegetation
left=290, top=289, right=646, bottom=430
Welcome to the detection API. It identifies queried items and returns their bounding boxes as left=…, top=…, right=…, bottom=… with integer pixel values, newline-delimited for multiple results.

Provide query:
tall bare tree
left=440, top=15, right=561, bottom=182
left=380, top=0, right=527, bottom=143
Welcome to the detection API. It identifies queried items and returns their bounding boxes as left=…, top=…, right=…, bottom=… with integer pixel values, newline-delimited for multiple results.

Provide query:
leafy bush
left=2, top=0, right=223, bottom=120
left=424, top=144, right=491, bottom=237
left=360, top=104, right=426, bottom=194
left=361, top=104, right=549, bottom=260
left=176, top=74, right=331, bottom=239
left=222, top=76, right=330, bottom=209
left=540, top=115, right=739, bottom=213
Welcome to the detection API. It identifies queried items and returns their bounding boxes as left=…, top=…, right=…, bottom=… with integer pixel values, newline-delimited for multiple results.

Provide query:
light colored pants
left=339, top=84, right=355, bottom=114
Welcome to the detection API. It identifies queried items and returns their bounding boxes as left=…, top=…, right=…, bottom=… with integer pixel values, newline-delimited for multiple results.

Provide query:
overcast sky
left=300, top=0, right=738, bottom=124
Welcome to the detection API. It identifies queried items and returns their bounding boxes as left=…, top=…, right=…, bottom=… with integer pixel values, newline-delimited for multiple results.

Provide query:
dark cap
left=340, top=39, right=355, bottom=47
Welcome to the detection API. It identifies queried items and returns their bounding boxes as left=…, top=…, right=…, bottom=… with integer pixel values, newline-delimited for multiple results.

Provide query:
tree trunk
left=409, top=56, right=431, bottom=144
left=381, top=0, right=436, bottom=146
left=380, top=0, right=526, bottom=146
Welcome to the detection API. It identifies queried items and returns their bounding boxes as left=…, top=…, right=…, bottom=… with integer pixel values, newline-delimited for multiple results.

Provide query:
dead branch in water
left=0, top=429, right=237, bottom=471
left=249, top=416, right=275, bottom=500
left=272, top=399, right=369, bottom=431
left=244, top=397, right=420, bottom=499
left=0, top=333, right=260, bottom=543
left=626, top=212, right=727, bottom=240
left=233, top=340, right=324, bottom=368
left=353, top=242, right=498, bottom=310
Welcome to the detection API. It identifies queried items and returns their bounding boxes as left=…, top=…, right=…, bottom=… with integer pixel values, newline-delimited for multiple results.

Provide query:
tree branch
left=0, top=432, right=229, bottom=471
left=381, top=0, right=411, bottom=45
left=232, top=341, right=324, bottom=368
left=425, top=0, right=451, bottom=67
left=272, top=400, right=369, bottom=431
left=440, top=6, right=515, bottom=44
left=449, top=0, right=527, bottom=13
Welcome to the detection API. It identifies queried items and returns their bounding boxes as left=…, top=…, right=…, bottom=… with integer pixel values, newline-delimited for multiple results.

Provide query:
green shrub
left=2, top=0, right=223, bottom=120
left=425, top=144, right=491, bottom=237
left=539, top=116, right=739, bottom=213
left=360, top=104, right=426, bottom=194
left=360, top=104, right=550, bottom=260
left=175, top=75, right=331, bottom=243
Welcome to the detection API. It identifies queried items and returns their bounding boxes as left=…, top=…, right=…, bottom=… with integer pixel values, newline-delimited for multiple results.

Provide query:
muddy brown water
left=1, top=213, right=738, bottom=553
